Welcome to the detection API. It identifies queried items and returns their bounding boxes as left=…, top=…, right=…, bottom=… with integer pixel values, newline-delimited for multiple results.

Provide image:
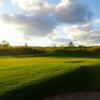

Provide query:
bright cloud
left=50, top=30, right=59, bottom=36
left=64, top=24, right=100, bottom=44
left=94, top=19, right=100, bottom=23
left=63, top=24, right=93, bottom=34
left=0, top=20, right=22, bottom=46
left=49, top=24, right=100, bottom=46
left=0, top=2, right=3, bottom=6
left=11, top=0, right=54, bottom=15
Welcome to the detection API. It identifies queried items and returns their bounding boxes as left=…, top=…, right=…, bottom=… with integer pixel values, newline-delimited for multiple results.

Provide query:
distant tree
left=59, top=44, right=64, bottom=49
left=25, top=42, right=28, bottom=47
left=78, top=45, right=82, bottom=49
left=68, top=42, right=74, bottom=48
left=53, top=44, right=57, bottom=49
left=78, top=45, right=86, bottom=50
left=82, top=46, right=86, bottom=49
left=1, top=40, right=10, bottom=48
left=53, top=44, right=56, bottom=47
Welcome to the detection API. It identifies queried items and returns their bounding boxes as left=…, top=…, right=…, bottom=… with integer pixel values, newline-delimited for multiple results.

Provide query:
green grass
left=0, top=50, right=100, bottom=100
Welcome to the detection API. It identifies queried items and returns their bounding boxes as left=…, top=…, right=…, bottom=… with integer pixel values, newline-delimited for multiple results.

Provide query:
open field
left=0, top=50, right=100, bottom=100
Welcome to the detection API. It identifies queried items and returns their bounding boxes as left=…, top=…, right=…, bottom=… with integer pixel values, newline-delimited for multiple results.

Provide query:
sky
left=0, top=0, right=100, bottom=47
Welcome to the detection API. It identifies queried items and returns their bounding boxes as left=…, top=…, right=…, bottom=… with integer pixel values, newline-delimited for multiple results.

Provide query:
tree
left=68, top=42, right=74, bottom=48
left=53, top=44, right=56, bottom=47
left=53, top=44, right=57, bottom=49
left=78, top=45, right=82, bottom=49
left=1, top=40, right=10, bottom=48
left=25, top=42, right=28, bottom=47
left=59, top=44, right=64, bottom=49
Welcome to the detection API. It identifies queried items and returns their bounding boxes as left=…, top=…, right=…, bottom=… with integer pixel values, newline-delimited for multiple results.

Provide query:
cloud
left=11, top=0, right=54, bottom=15
left=63, top=24, right=93, bottom=34
left=53, top=0, right=93, bottom=24
left=0, top=2, right=3, bottom=6
left=89, top=30, right=100, bottom=43
left=11, top=0, right=93, bottom=24
left=50, top=37, right=71, bottom=43
left=50, top=30, right=59, bottom=36
left=48, top=24, right=100, bottom=46
left=16, top=37, right=31, bottom=40
left=93, top=19, right=100, bottom=23
left=0, top=0, right=94, bottom=44
left=0, top=13, right=58, bottom=37
left=48, top=34, right=72, bottom=46
left=63, top=24, right=100, bottom=44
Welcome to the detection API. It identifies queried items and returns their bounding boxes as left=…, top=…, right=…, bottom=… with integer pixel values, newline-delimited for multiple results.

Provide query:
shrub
left=13, top=46, right=45, bottom=55
left=88, top=46, right=100, bottom=52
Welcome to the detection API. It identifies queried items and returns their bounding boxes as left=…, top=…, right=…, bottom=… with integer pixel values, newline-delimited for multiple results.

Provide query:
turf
left=0, top=50, right=100, bottom=100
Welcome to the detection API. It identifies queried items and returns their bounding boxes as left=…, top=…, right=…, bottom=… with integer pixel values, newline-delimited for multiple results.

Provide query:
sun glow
left=0, top=20, right=22, bottom=45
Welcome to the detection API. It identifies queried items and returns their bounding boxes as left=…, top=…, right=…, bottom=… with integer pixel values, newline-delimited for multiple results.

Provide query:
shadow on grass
left=65, top=61, right=85, bottom=63
left=0, top=65, right=100, bottom=100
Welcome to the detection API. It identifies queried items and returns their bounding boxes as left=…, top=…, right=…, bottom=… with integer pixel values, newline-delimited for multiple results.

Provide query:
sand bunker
left=44, top=91, right=100, bottom=100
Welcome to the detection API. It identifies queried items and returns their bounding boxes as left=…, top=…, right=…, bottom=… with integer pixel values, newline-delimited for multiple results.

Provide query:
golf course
left=0, top=50, right=100, bottom=100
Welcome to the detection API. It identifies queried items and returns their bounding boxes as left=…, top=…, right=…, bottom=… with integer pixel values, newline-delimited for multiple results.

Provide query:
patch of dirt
left=44, top=91, right=100, bottom=100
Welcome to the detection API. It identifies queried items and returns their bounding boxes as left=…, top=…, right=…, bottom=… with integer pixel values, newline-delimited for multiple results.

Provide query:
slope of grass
left=0, top=50, right=100, bottom=100
left=41, top=49, right=100, bottom=58
left=7, top=49, right=100, bottom=59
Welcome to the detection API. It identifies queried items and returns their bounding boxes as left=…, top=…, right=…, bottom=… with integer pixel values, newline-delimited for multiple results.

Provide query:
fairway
left=0, top=54, right=100, bottom=100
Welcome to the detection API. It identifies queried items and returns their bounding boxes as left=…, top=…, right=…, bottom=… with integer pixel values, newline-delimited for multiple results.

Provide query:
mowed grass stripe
left=0, top=57, right=98, bottom=64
